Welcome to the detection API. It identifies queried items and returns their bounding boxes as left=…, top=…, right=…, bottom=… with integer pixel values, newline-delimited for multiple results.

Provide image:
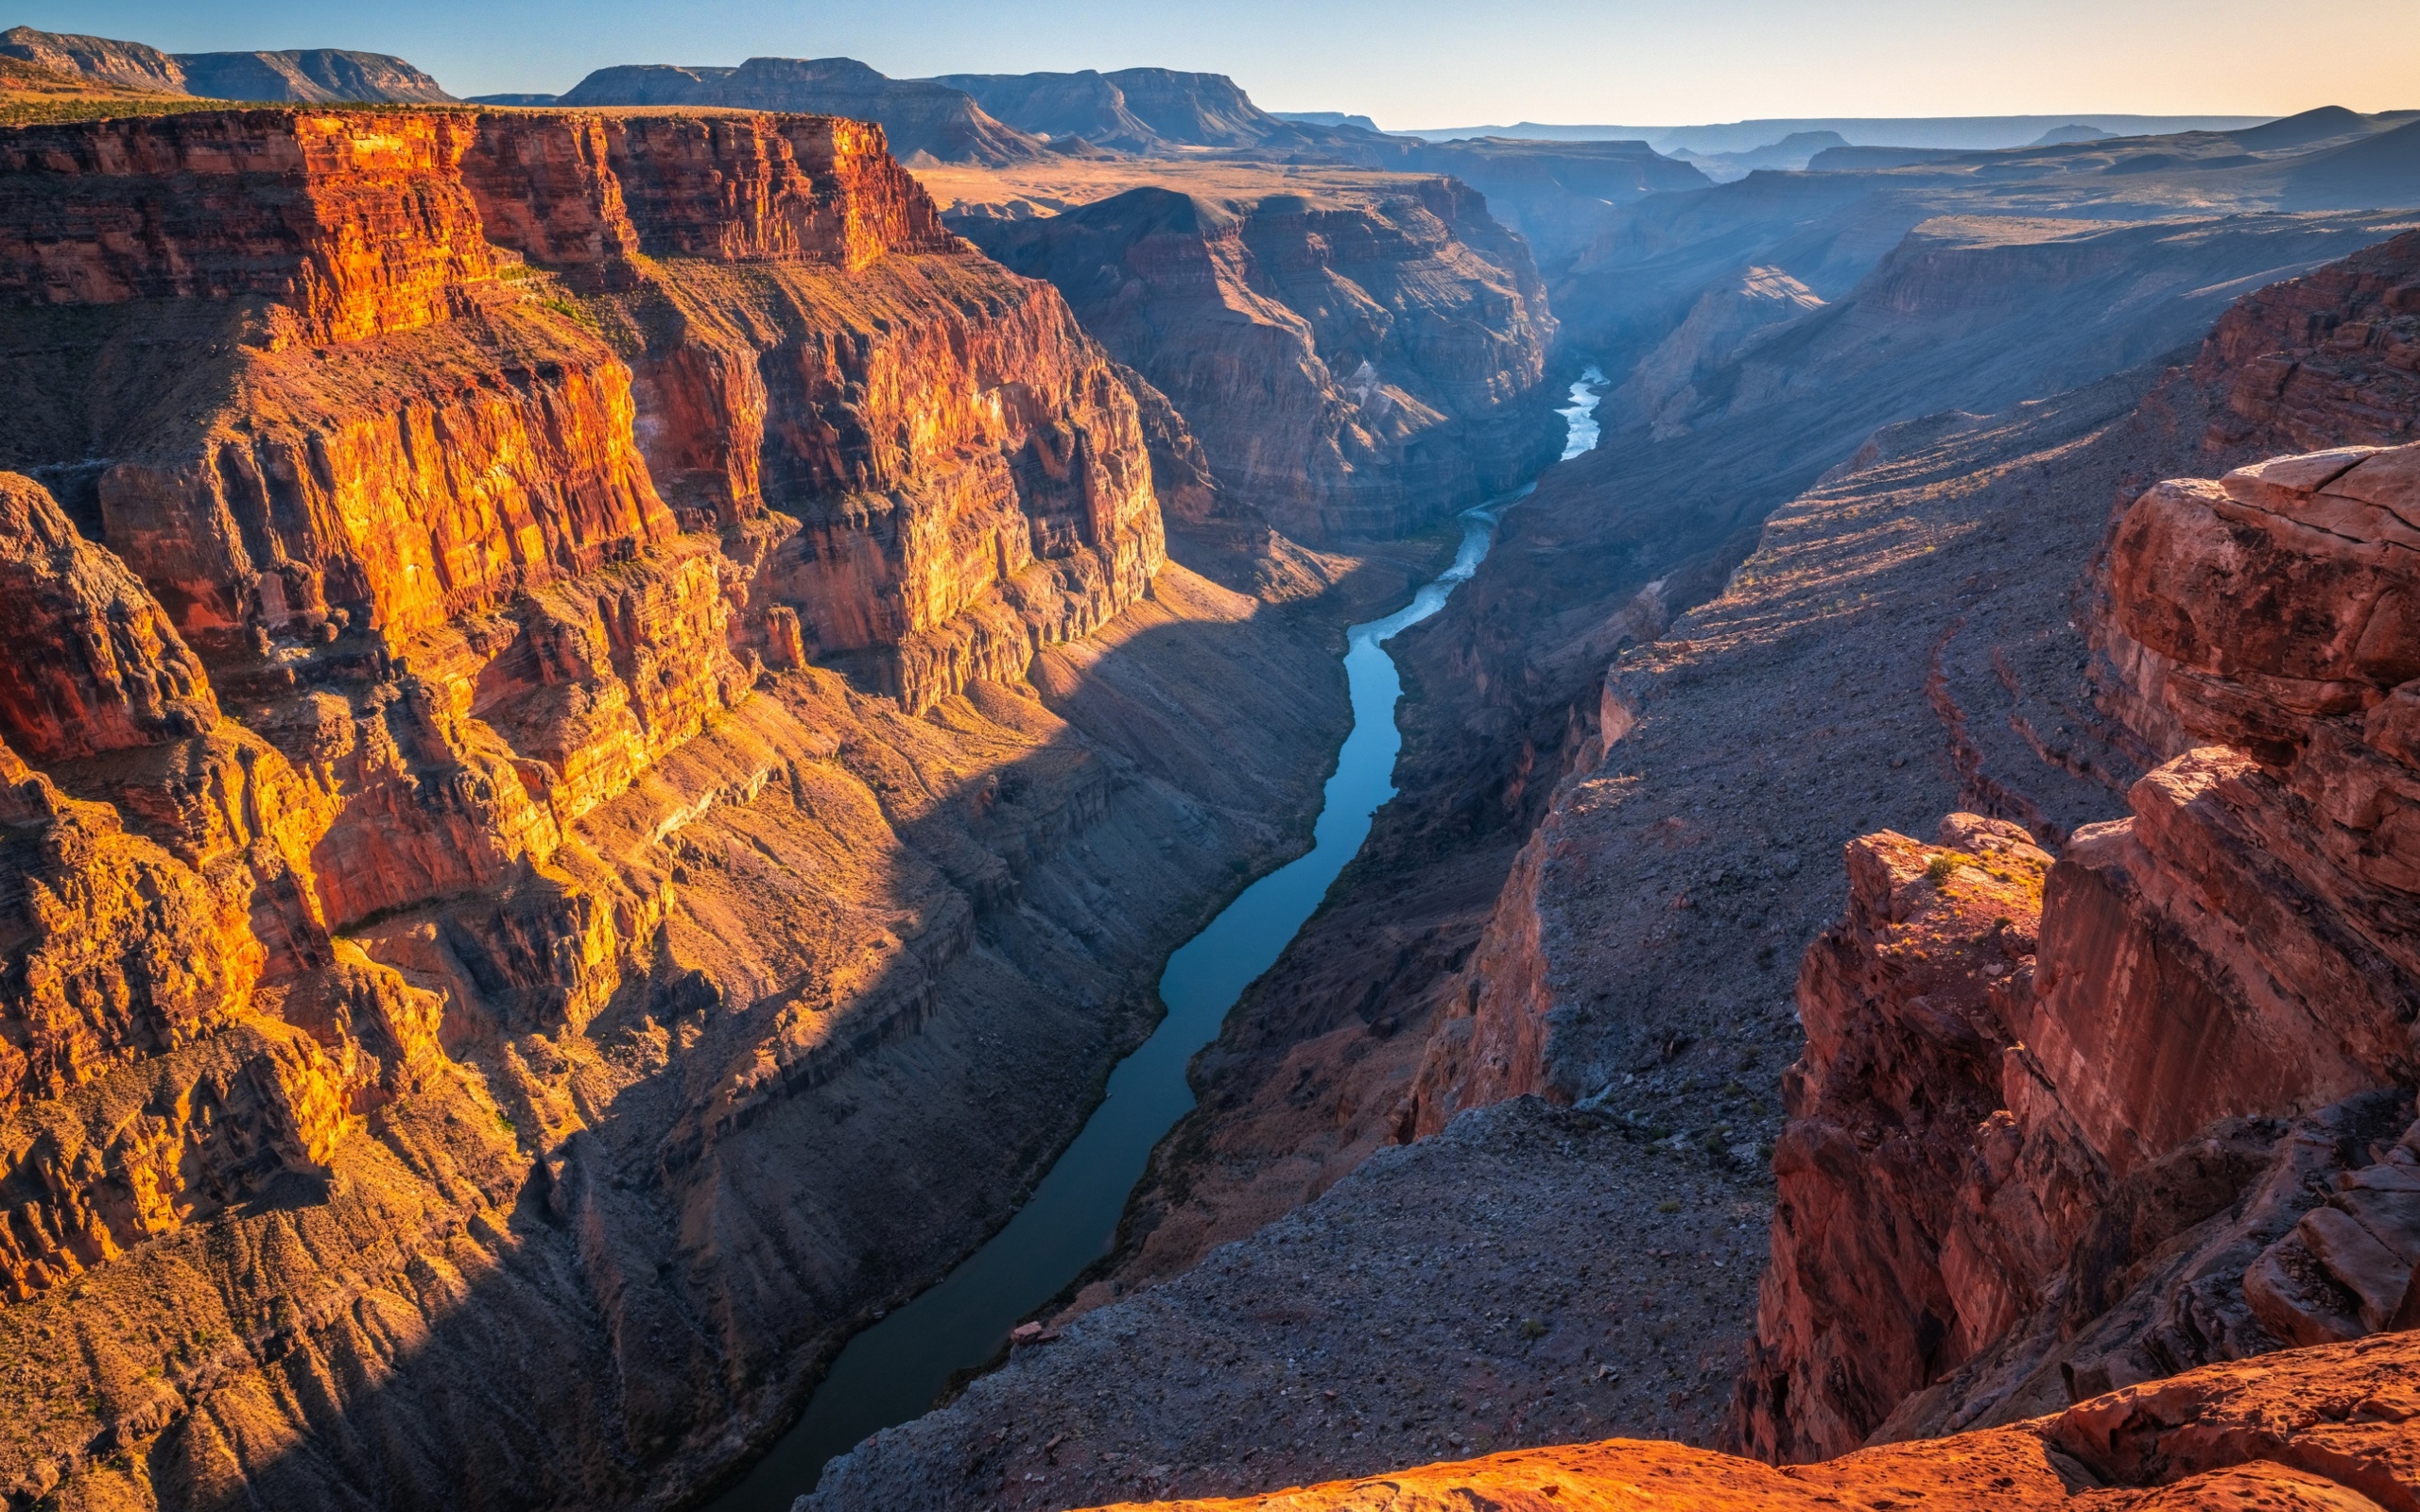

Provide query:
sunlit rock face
left=0, top=104, right=1351, bottom=1512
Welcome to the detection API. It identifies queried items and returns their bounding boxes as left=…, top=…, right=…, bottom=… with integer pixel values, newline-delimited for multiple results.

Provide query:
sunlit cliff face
left=0, top=102, right=1204, bottom=1507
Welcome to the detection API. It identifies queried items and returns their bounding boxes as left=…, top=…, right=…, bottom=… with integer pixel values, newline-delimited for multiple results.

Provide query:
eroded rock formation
left=0, top=103, right=1357, bottom=1511
left=1734, top=438, right=2420, bottom=1461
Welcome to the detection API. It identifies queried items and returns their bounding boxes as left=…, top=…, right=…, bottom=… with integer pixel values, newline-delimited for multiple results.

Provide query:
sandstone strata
left=0, top=103, right=1359, bottom=1512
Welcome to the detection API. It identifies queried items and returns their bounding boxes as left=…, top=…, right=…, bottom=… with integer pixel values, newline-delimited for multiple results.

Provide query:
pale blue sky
left=19, top=0, right=2418, bottom=127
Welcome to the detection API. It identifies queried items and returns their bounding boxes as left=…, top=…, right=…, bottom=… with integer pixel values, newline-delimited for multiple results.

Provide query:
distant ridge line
left=1397, top=114, right=2275, bottom=153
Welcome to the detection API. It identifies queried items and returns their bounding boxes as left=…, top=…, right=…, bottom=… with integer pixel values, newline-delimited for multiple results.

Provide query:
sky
left=19, top=0, right=2420, bottom=128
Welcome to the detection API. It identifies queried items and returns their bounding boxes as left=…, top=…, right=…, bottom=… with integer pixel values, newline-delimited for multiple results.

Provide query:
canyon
left=798, top=139, right=2420, bottom=1512
left=0, top=33, right=2415, bottom=1512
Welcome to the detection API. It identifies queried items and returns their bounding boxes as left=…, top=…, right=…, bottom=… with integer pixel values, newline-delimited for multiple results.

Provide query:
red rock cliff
left=1733, top=438, right=2420, bottom=1462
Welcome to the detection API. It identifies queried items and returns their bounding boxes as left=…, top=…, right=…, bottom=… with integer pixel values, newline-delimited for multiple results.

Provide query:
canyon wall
left=0, top=104, right=1358, bottom=1512
left=959, top=178, right=1562, bottom=543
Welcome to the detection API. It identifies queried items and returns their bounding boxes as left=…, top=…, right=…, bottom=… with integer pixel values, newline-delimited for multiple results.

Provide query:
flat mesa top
left=911, top=158, right=1457, bottom=220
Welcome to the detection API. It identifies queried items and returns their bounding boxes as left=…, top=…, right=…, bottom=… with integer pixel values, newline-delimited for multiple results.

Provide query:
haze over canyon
left=0, top=16, right=2413, bottom=1512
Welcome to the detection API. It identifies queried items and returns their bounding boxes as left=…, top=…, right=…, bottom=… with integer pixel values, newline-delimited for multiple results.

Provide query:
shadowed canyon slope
left=958, top=174, right=1561, bottom=542
left=0, top=102, right=1455, bottom=1511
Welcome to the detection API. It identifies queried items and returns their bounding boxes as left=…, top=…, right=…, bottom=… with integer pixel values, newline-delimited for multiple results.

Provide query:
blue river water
left=706, top=368, right=1605, bottom=1510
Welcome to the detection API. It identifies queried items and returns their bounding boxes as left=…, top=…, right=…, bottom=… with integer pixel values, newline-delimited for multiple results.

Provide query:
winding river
left=708, top=368, right=1605, bottom=1510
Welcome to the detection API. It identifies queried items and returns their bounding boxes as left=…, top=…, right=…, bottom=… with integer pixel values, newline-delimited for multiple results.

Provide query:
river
left=705, top=367, right=1605, bottom=1510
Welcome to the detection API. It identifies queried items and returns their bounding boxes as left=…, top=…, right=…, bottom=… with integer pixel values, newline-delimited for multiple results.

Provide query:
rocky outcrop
left=0, top=102, right=1372, bottom=1512
left=1080, top=1330, right=2420, bottom=1512
left=559, top=57, right=1047, bottom=165
left=963, top=180, right=1559, bottom=542
left=1733, top=439, right=2420, bottom=1462
left=2194, top=227, right=2420, bottom=454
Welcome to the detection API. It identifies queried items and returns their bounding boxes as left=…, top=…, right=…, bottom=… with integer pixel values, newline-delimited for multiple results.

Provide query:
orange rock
left=0, top=109, right=496, bottom=343
left=1084, top=1333, right=2420, bottom=1512
left=0, top=96, right=1199, bottom=1498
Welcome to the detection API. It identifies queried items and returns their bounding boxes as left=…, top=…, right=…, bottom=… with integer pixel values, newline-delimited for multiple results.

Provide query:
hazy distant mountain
left=932, top=67, right=1368, bottom=155
left=176, top=49, right=453, bottom=103
left=1668, top=130, right=1850, bottom=180
left=1405, top=114, right=2273, bottom=153
left=0, top=25, right=453, bottom=101
left=2029, top=123, right=2113, bottom=146
left=1273, top=110, right=1380, bottom=132
left=558, top=57, right=1048, bottom=164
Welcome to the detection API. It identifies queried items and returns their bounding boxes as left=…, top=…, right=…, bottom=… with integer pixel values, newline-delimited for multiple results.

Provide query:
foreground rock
left=0, top=105, right=1372, bottom=1510
left=1077, top=1330, right=2420, bottom=1510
